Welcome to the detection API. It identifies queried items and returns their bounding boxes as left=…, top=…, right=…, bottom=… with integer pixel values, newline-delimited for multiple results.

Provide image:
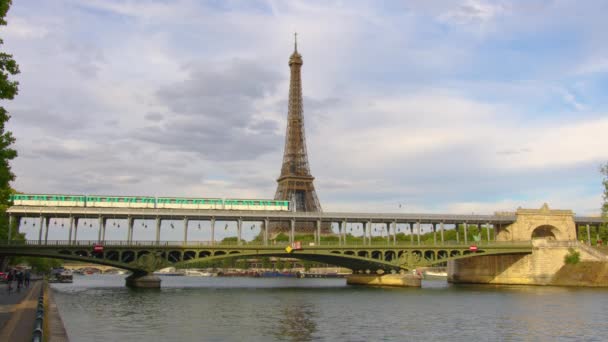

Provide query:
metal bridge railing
left=2, top=239, right=533, bottom=248
left=32, top=284, right=45, bottom=342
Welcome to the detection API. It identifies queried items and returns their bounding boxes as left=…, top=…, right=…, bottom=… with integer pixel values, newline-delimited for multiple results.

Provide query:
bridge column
left=433, top=223, right=437, bottom=245
left=183, top=217, right=189, bottom=244
left=290, top=219, right=295, bottom=244
left=367, top=220, right=372, bottom=246
left=68, top=216, right=74, bottom=245
left=409, top=223, right=414, bottom=245
left=486, top=222, right=491, bottom=242
left=211, top=218, right=215, bottom=246
left=127, top=216, right=133, bottom=243
left=97, top=216, right=103, bottom=242
left=73, top=218, right=79, bottom=244
left=596, top=224, right=600, bottom=246
left=440, top=222, right=445, bottom=245
left=463, top=223, right=468, bottom=244
left=455, top=224, right=459, bottom=243
left=237, top=218, right=242, bottom=245
left=392, top=222, right=396, bottom=246
left=44, top=217, right=50, bottom=244
left=416, top=221, right=421, bottom=245
left=37, top=216, right=43, bottom=245
left=341, top=221, right=346, bottom=246
left=316, top=220, right=321, bottom=245
left=264, top=218, right=269, bottom=246
left=7, top=215, right=13, bottom=243
left=155, top=217, right=161, bottom=244
left=587, top=224, right=591, bottom=245
left=102, top=217, right=107, bottom=243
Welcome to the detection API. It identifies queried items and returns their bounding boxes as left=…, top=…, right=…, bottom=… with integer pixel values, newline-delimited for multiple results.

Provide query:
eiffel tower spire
left=274, top=36, right=322, bottom=213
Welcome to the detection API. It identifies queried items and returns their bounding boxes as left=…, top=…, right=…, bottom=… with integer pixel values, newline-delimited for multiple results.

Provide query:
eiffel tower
left=271, top=35, right=329, bottom=235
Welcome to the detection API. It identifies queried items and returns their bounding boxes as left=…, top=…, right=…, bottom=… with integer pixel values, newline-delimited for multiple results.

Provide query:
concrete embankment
left=46, top=285, right=69, bottom=341
left=346, top=274, right=421, bottom=287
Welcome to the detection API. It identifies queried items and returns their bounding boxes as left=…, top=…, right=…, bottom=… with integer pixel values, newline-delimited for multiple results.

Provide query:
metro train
left=9, top=194, right=291, bottom=211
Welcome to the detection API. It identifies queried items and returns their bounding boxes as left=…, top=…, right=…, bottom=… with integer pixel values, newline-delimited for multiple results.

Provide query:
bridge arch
left=531, top=225, right=558, bottom=240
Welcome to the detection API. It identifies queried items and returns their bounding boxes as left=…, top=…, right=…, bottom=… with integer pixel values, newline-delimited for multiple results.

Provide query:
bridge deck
left=7, top=206, right=602, bottom=224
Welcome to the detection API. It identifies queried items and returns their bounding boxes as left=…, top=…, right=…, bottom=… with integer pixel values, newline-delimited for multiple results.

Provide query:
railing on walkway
left=31, top=284, right=45, bottom=342
left=1, top=239, right=533, bottom=248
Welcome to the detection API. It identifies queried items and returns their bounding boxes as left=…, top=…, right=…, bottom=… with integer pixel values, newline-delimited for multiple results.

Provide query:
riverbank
left=0, top=281, right=41, bottom=341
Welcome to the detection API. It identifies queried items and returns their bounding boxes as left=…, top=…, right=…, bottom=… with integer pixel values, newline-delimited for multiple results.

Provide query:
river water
left=51, top=275, right=608, bottom=341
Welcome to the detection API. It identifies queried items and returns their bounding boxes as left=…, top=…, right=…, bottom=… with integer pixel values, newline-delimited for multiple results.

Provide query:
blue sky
left=2, top=0, right=607, bottom=227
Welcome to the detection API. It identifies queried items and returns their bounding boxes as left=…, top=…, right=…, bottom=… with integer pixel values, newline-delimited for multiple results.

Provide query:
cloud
left=3, top=0, right=607, bottom=219
left=133, top=59, right=283, bottom=160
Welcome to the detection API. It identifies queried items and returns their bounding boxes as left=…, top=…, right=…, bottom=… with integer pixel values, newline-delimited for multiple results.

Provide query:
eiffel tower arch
left=270, top=36, right=331, bottom=237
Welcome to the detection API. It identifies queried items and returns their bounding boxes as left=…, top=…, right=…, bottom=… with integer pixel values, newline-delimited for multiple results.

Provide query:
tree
left=0, top=1, right=19, bottom=271
left=0, top=0, right=19, bottom=216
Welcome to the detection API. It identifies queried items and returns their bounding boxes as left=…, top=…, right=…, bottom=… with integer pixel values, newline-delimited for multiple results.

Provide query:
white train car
left=10, top=194, right=86, bottom=207
left=155, top=197, right=224, bottom=210
left=85, top=195, right=156, bottom=209
left=223, top=199, right=290, bottom=211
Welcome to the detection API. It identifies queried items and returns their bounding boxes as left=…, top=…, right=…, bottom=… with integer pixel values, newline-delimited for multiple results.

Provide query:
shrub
left=564, top=248, right=580, bottom=264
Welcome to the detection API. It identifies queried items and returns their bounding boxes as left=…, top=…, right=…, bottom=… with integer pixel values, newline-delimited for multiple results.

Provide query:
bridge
left=1, top=203, right=604, bottom=287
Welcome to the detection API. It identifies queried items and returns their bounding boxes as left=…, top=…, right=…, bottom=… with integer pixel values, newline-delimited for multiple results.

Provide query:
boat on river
left=49, top=268, right=73, bottom=283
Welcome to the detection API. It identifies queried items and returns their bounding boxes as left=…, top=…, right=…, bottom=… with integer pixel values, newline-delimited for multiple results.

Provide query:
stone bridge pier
left=448, top=204, right=607, bottom=286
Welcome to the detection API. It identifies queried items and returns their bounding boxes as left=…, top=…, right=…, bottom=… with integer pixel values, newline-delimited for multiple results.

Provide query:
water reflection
left=273, top=303, right=317, bottom=342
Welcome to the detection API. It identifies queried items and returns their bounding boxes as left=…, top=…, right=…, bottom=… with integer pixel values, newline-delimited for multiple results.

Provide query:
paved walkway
left=0, top=280, right=41, bottom=341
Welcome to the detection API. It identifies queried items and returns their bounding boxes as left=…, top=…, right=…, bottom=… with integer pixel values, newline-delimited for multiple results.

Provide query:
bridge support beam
left=290, top=219, right=295, bottom=244
left=183, top=217, right=189, bottom=244
left=316, top=220, right=321, bottom=245
left=486, top=222, right=491, bottom=242
left=7, top=215, right=13, bottom=243
left=587, top=224, right=591, bottom=245
left=68, top=217, right=73, bottom=245
left=409, top=223, right=414, bottom=245
left=346, top=274, right=421, bottom=288
left=73, top=218, right=78, bottom=244
left=440, top=222, right=445, bottom=245
left=416, top=221, right=421, bottom=245
left=125, top=272, right=161, bottom=289
left=211, top=218, right=215, bottom=246
left=44, top=217, right=50, bottom=244
left=463, top=223, right=468, bottom=244
left=155, top=217, right=161, bottom=244
left=127, top=217, right=133, bottom=243
left=97, top=216, right=103, bottom=242
left=237, top=218, right=242, bottom=245
left=264, top=218, right=269, bottom=246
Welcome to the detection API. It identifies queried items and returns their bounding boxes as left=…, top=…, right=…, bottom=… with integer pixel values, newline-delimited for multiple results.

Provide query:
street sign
left=93, top=244, right=104, bottom=253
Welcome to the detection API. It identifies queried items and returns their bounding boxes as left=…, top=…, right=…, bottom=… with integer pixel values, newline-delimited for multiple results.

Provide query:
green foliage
left=275, top=259, right=285, bottom=270
left=220, top=237, right=238, bottom=245
left=274, top=233, right=289, bottom=242
left=564, top=248, right=580, bottom=265
left=260, top=257, right=271, bottom=269
left=23, top=257, right=62, bottom=273
left=0, top=2, right=19, bottom=269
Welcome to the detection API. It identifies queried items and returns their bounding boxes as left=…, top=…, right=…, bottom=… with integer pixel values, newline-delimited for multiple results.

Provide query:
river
left=51, top=275, right=608, bottom=341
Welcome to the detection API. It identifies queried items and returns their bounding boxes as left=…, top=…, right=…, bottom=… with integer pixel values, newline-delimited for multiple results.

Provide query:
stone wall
left=497, top=203, right=576, bottom=242
left=448, top=241, right=608, bottom=286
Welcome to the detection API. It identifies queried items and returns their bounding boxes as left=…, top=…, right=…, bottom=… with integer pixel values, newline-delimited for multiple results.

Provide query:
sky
left=3, top=0, right=608, bottom=226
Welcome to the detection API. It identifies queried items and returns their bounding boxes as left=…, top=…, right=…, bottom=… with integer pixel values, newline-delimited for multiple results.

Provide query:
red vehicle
left=0, top=272, right=7, bottom=282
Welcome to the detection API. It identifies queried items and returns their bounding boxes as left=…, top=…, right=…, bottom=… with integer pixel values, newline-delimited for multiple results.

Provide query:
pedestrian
left=24, top=270, right=31, bottom=288
left=16, top=270, right=23, bottom=289
left=6, top=269, right=14, bottom=292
